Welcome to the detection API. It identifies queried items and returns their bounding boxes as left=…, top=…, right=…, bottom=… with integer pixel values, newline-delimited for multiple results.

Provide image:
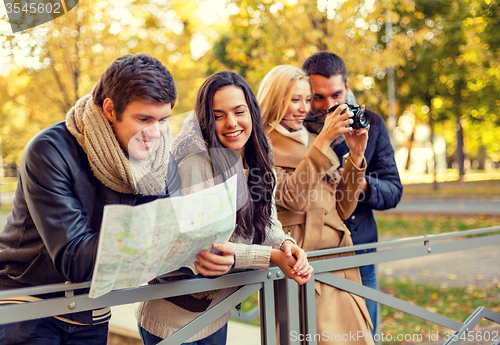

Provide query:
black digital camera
left=304, top=104, right=369, bottom=129
left=329, top=104, right=369, bottom=129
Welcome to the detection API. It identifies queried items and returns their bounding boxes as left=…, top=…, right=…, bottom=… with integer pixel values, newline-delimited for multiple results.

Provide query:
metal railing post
left=276, top=277, right=301, bottom=345
left=302, top=277, right=317, bottom=345
left=259, top=276, right=277, bottom=345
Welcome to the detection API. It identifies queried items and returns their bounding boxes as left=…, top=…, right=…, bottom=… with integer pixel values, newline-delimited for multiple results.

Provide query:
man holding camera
left=303, top=52, right=403, bottom=333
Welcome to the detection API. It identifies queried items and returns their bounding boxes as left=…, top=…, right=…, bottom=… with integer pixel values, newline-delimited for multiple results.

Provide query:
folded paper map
left=89, top=175, right=237, bottom=298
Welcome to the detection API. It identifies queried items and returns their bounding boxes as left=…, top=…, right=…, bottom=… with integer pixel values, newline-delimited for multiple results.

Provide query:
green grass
left=401, top=179, right=500, bottom=201
left=376, top=214, right=500, bottom=237
left=380, top=276, right=500, bottom=339
left=231, top=293, right=261, bottom=326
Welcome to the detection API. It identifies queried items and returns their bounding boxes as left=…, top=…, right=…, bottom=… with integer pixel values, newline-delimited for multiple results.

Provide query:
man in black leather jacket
left=0, top=54, right=181, bottom=344
left=303, top=52, right=403, bottom=335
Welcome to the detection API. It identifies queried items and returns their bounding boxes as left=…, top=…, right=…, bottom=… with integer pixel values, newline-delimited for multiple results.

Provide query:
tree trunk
left=455, top=115, right=465, bottom=180
left=405, top=123, right=416, bottom=171
left=477, top=145, right=487, bottom=170
left=429, top=118, right=439, bottom=190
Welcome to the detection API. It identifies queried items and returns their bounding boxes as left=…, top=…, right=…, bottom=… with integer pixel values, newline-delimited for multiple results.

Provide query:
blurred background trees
left=0, top=0, right=499, bottom=180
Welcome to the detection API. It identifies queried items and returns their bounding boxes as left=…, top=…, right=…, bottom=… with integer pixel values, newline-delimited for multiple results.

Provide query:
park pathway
left=384, top=200, right=500, bottom=215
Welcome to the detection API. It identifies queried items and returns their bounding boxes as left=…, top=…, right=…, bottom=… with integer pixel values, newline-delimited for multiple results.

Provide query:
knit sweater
left=136, top=113, right=294, bottom=342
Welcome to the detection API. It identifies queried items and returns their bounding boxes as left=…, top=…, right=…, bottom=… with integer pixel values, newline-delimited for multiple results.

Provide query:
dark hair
left=302, top=52, right=348, bottom=85
left=195, top=71, right=275, bottom=244
left=92, top=53, right=177, bottom=119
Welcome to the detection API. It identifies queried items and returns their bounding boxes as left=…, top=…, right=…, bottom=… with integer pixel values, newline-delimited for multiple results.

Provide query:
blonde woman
left=257, top=65, right=373, bottom=344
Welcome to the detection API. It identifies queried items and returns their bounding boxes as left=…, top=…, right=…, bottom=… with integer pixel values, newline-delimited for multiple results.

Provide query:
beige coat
left=268, top=129, right=374, bottom=344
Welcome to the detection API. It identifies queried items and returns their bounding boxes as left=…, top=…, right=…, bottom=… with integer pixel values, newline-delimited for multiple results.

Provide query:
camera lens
left=350, top=107, right=369, bottom=129
left=353, top=111, right=369, bottom=129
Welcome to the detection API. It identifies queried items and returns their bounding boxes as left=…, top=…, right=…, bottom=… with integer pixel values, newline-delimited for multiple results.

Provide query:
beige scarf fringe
left=66, top=95, right=169, bottom=195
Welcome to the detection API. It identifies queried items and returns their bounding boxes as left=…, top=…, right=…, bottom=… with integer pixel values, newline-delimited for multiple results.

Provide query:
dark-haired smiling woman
left=136, top=71, right=313, bottom=345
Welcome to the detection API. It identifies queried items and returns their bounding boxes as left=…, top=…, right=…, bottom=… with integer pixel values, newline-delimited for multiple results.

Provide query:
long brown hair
left=195, top=71, right=275, bottom=244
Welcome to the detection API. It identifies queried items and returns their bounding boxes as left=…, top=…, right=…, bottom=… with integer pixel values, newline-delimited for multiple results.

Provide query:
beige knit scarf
left=66, top=94, right=170, bottom=195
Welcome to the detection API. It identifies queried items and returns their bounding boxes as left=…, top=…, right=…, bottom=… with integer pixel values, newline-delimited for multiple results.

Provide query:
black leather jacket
left=0, top=121, right=180, bottom=290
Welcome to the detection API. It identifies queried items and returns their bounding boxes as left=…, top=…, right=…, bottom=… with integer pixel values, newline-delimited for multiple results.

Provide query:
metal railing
left=2, top=226, right=500, bottom=345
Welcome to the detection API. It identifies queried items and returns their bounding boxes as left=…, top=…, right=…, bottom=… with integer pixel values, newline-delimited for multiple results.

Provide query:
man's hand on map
left=271, top=248, right=313, bottom=285
left=194, top=243, right=235, bottom=277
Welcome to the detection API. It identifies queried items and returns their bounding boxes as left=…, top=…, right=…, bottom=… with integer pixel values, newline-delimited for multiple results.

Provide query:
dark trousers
left=0, top=317, right=108, bottom=345
left=359, top=264, right=378, bottom=336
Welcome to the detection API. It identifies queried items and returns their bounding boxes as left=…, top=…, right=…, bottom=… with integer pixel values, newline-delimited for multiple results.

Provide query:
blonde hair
left=257, top=65, right=312, bottom=134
